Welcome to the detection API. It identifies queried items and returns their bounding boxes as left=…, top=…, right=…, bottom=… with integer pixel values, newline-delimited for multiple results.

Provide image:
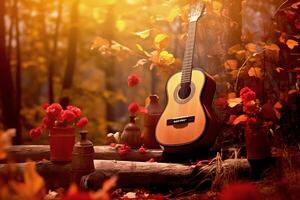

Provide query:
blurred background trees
left=0, top=0, right=299, bottom=146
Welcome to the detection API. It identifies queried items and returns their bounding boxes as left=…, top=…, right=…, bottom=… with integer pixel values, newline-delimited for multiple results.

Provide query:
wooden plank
left=2, top=145, right=163, bottom=163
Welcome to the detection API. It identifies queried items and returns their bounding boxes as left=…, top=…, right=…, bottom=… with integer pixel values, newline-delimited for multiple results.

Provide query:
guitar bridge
left=167, top=116, right=195, bottom=126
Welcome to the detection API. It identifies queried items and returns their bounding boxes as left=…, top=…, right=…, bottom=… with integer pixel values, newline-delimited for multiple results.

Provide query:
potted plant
left=29, top=103, right=88, bottom=162
left=231, top=87, right=274, bottom=180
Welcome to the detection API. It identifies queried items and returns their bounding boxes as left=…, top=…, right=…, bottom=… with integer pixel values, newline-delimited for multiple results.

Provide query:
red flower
left=239, top=87, right=256, bottom=103
left=138, top=147, right=146, bottom=154
left=42, top=116, right=55, bottom=129
left=128, top=102, right=147, bottom=114
left=61, top=110, right=76, bottom=122
left=67, top=105, right=81, bottom=118
left=42, top=103, right=50, bottom=110
left=127, top=74, right=141, bottom=87
left=29, top=127, right=42, bottom=138
left=76, top=117, right=88, bottom=128
left=219, top=182, right=262, bottom=200
left=46, top=103, right=63, bottom=118
left=297, top=74, right=300, bottom=79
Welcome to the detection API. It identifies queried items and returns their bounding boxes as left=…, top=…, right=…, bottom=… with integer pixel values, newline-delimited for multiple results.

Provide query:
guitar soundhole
left=178, top=83, right=191, bottom=99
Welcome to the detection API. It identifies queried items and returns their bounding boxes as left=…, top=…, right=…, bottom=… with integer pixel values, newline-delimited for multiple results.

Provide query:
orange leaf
left=224, top=59, right=238, bottom=70
left=245, top=43, right=257, bottom=53
left=286, top=39, right=299, bottom=49
left=154, top=34, right=169, bottom=49
left=248, top=67, right=262, bottom=79
left=233, top=114, right=248, bottom=125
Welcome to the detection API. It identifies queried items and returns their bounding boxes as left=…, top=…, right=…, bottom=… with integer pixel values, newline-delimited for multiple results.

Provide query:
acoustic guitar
left=155, top=2, right=218, bottom=153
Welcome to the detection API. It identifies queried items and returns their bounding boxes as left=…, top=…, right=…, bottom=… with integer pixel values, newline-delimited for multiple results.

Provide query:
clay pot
left=142, top=95, right=162, bottom=148
left=120, top=116, right=141, bottom=148
left=49, top=126, right=75, bottom=162
left=71, top=130, right=95, bottom=185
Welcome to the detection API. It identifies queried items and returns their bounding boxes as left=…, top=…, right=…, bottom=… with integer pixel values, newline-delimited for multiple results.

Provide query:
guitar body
left=156, top=68, right=218, bottom=153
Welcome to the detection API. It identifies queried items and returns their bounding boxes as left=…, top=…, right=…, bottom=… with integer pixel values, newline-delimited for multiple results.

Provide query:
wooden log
left=0, top=159, right=251, bottom=191
left=2, top=145, right=163, bottom=163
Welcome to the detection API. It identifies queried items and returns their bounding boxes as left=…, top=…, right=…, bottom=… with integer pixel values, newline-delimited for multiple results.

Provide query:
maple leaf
left=248, top=67, right=262, bottom=79
left=286, top=39, right=299, bottom=49
left=224, top=59, right=238, bottom=70
left=154, top=34, right=169, bottom=49
left=227, top=93, right=242, bottom=108
left=9, top=161, right=45, bottom=199
left=233, top=114, right=248, bottom=125
left=134, top=29, right=151, bottom=39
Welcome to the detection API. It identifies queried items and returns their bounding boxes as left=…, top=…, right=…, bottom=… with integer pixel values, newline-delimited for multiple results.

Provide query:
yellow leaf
left=248, top=67, right=262, bottom=79
left=224, top=59, right=238, bottom=70
left=115, top=19, right=126, bottom=32
left=154, top=34, right=169, bottom=49
left=168, top=7, right=180, bottom=22
left=159, top=50, right=175, bottom=65
left=228, top=98, right=242, bottom=108
left=233, top=114, right=248, bottom=125
left=136, top=44, right=151, bottom=57
left=286, top=39, right=299, bottom=49
left=245, top=43, right=257, bottom=53
left=135, top=29, right=151, bottom=39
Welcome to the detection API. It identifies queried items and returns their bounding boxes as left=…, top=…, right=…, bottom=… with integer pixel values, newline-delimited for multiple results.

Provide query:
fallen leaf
left=248, top=67, right=262, bottom=79
left=154, top=34, right=169, bottom=49
left=233, top=114, right=248, bottom=125
left=134, top=29, right=151, bottom=39
left=286, top=39, right=299, bottom=49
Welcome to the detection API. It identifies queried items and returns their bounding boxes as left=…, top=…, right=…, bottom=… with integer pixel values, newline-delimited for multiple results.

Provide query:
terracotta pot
left=120, top=115, right=141, bottom=149
left=49, top=126, right=75, bottom=162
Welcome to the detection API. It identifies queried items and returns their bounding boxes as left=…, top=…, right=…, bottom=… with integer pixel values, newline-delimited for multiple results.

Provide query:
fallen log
left=0, top=159, right=251, bottom=191
left=2, top=145, right=163, bottom=163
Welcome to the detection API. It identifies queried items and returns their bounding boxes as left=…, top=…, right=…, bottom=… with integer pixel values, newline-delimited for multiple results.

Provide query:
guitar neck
left=181, top=21, right=197, bottom=85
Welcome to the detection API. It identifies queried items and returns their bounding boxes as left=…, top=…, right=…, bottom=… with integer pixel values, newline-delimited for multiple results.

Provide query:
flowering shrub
left=29, top=103, right=88, bottom=138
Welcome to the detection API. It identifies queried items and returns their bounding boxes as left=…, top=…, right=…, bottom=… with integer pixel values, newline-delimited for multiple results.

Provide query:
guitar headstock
left=189, top=1, right=206, bottom=22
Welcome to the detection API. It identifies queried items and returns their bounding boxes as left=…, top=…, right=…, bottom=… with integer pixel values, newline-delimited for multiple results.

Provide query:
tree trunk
left=0, top=0, right=19, bottom=143
left=60, top=0, right=79, bottom=108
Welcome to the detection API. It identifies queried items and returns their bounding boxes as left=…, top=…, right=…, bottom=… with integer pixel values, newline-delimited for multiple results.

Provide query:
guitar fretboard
left=181, top=21, right=197, bottom=84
